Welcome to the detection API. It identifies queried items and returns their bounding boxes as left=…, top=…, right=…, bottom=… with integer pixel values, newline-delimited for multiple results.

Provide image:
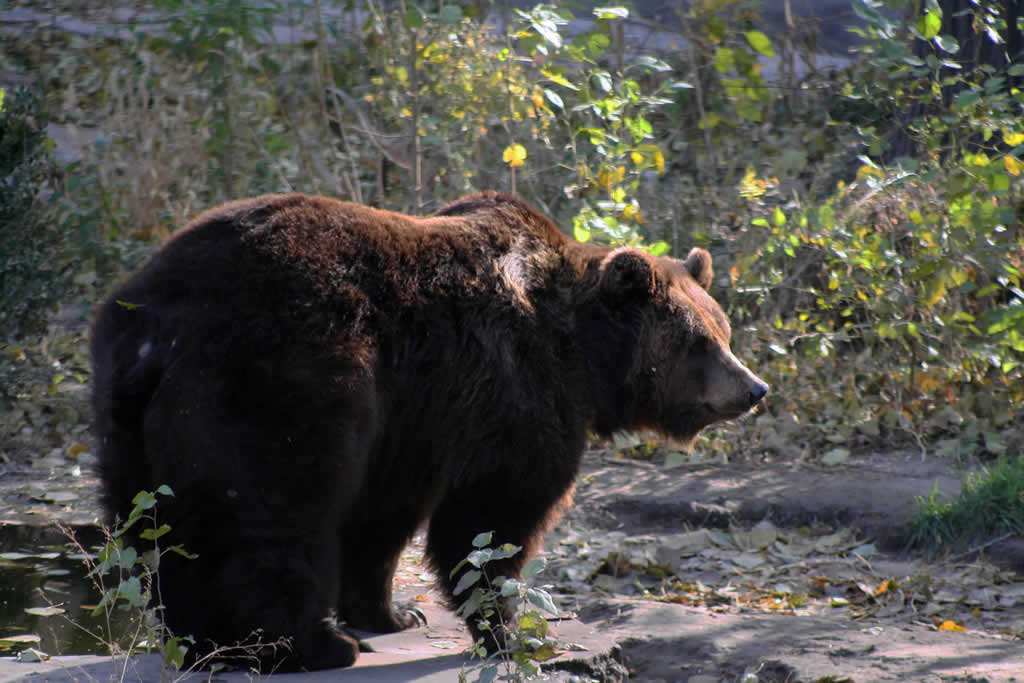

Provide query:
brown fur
left=90, top=191, right=766, bottom=671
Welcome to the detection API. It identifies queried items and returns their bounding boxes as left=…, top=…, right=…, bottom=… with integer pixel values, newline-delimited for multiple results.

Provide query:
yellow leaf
left=531, top=90, right=544, bottom=109
left=530, top=644, right=559, bottom=662
left=621, top=204, right=638, bottom=221
left=938, top=620, right=966, bottom=632
left=1003, top=131, right=1024, bottom=146
left=630, top=151, right=643, bottom=165
left=875, top=579, right=894, bottom=595
left=67, top=443, right=88, bottom=458
left=502, top=144, right=527, bottom=168
left=922, top=275, right=946, bottom=308
left=654, top=148, right=665, bottom=174
left=400, top=107, right=411, bottom=117
left=916, top=373, right=942, bottom=393
left=772, top=206, right=786, bottom=227
left=1004, top=155, right=1023, bottom=176
left=856, top=164, right=883, bottom=180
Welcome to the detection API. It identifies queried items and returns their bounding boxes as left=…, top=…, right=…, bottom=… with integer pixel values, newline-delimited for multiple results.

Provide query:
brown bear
left=90, top=191, right=766, bottom=671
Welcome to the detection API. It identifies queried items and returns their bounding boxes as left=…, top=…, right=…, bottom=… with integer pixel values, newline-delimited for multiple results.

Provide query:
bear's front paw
left=344, top=602, right=428, bottom=634
left=395, top=602, right=429, bottom=628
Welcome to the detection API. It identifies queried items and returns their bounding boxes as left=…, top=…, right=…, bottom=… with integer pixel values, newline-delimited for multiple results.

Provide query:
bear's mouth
left=659, top=403, right=749, bottom=445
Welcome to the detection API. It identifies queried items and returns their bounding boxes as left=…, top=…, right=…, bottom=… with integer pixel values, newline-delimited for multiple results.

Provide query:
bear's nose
left=748, top=380, right=769, bottom=407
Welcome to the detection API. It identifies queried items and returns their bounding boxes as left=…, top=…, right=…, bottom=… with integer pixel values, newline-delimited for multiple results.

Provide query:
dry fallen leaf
left=938, top=620, right=966, bottom=632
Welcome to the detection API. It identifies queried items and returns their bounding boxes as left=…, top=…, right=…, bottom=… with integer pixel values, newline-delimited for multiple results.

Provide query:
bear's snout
left=748, top=378, right=769, bottom=407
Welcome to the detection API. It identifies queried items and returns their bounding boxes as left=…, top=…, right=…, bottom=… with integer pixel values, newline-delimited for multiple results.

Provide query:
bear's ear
left=685, top=247, right=713, bottom=290
left=600, top=248, right=655, bottom=301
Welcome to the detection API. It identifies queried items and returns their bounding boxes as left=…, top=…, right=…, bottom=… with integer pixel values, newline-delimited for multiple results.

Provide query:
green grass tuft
left=906, top=456, right=1024, bottom=555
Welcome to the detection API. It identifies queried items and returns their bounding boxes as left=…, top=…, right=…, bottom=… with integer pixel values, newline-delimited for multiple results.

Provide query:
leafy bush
left=5, top=0, right=1022, bottom=462
left=453, top=532, right=559, bottom=682
left=723, top=0, right=1024, bottom=458
left=0, top=87, right=61, bottom=339
left=67, top=485, right=194, bottom=670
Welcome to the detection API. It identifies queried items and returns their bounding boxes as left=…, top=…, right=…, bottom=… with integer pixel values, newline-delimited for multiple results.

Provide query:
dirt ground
left=556, top=454, right=1024, bottom=681
left=2, top=397, right=1024, bottom=682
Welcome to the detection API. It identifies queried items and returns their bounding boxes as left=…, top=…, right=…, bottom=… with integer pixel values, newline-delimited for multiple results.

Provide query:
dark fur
left=91, top=191, right=764, bottom=671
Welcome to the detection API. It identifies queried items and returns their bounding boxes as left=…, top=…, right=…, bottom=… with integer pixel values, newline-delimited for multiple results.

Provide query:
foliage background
left=1, top=0, right=1022, bottom=475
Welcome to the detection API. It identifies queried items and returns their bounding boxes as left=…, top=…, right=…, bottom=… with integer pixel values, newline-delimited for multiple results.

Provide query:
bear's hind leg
left=339, top=517, right=424, bottom=633
left=139, top=356, right=372, bottom=671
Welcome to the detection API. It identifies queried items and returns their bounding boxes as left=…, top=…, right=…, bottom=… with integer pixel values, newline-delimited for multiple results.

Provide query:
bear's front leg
left=425, top=478, right=574, bottom=654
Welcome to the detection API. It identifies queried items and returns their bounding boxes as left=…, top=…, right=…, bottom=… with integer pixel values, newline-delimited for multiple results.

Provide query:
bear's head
left=596, top=246, right=768, bottom=446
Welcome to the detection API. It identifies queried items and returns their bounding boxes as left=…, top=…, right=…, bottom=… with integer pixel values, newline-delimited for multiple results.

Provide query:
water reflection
left=0, top=524, right=139, bottom=656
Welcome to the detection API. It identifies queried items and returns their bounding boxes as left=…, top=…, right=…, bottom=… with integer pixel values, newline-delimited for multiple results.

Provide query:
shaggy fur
left=90, top=191, right=766, bottom=671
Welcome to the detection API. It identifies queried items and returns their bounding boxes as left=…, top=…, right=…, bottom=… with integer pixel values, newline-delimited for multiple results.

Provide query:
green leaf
left=453, top=569, right=481, bottom=596
left=634, top=55, right=671, bottom=72
left=954, top=89, right=980, bottom=109
left=588, top=32, right=610, bottom=53
left=713, top=47, right=735, bottom=73
left=490, top=543, right=522, bottom=561
left=163, top=637, right=188, bottom=671
left=543, top=88, right=563, bottom=109
left=477, top=664, right=499, bottom=683
left=117, top=546, right=138, bottom=569
left=467, top=549, right=492, bottom=568
left=916, top=11, right=941, bottom=40
left=594, top=6, right=629, bottom=19
left=117, top=576, right=146, bottom=607
left=990, top=173, right=1010, bottom=192
left=132, top=490, right=157, bottom=511
left=155, top=485, right=174, bottom=497
left=530, top=17, right=563, bottom=48
left=526, top=587, right=559, bottom=615
left=934, top=34, right=959, bottom=54
left=744, top=30, right=774, bottom=57
left=593, top=71, right=612, bottom=93
left=439, top=5, right=462, bottom=25
left=522, top=557, right=547, bottom=579
left=456, top=586, right=484, bottom=618
left=404, top=6, right=424, bottom=28
left=519, top=610, right=548, bottom=638
left=471, top=531, right=493, bottom=548
left=167, top=545, right=197, bottom=560
left=139, top=524, right=171, bottom=541
left=647, top=241, right=670, bottom=256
